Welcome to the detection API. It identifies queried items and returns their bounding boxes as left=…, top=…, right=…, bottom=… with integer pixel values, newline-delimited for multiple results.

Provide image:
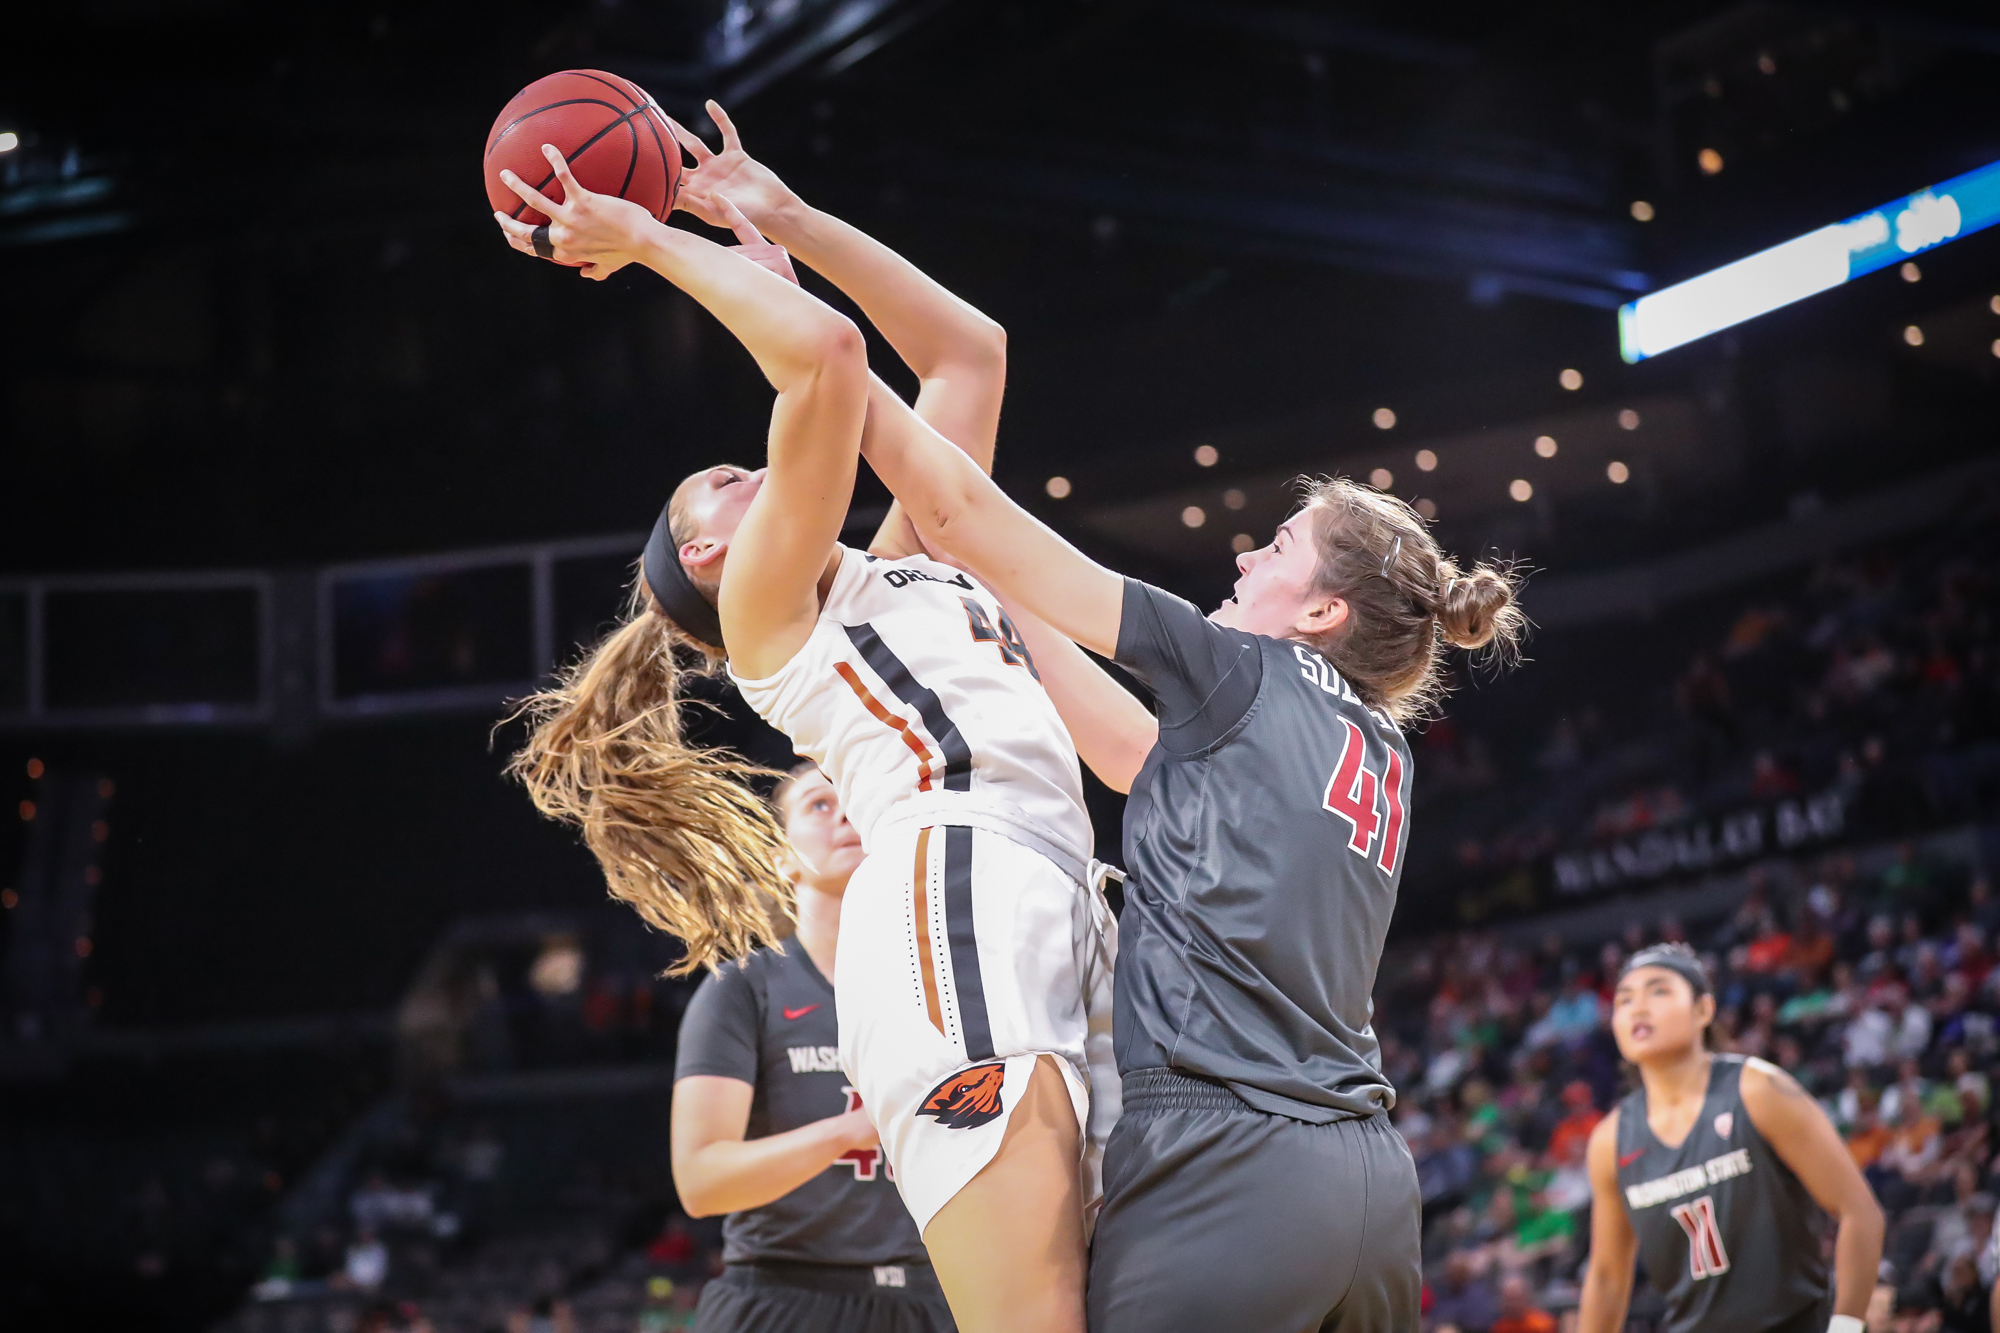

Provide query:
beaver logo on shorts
left=917, top=1062, right=1006, bottom=1129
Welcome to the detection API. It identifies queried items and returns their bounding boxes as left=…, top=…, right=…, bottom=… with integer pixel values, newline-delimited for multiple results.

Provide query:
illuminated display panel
left=1619, top=158, right=2000, bottom=362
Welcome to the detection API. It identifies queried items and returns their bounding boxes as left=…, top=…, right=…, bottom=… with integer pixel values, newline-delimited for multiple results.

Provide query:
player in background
left=674, top=764, right=954, bottom=1333
left=1577, top=944, right=1884, bottom=1333
left=856, top=393, right=1522, bottom=1329
left=500, top=109, right=1112, bottom=1333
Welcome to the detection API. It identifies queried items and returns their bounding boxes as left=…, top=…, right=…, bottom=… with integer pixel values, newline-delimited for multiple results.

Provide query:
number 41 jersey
left=1615, top=1054, right=1829, bottom=1333
left=731, top=546, right=1091, bottom=867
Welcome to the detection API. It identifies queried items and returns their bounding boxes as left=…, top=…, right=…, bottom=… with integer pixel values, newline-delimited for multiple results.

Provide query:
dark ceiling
left=6, top=0, right=1999, bottom=592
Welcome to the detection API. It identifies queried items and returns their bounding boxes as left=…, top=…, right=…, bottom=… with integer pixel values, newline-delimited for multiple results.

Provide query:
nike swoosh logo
left=1618, top=1149, right=1645, bottom=1168
left=783, top=1005, right=820, bottom=1021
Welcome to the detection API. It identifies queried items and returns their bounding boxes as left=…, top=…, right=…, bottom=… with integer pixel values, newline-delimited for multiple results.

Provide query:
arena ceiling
left=3, top=0, right=1999, bottom=594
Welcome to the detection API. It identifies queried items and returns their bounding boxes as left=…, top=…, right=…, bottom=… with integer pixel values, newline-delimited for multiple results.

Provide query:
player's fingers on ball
left=498, top=168, right=561, bottom=220
left=540, top=144, right=586, bottom=198
left=493, top=214, right=536, bottom=254
left=664, top=116, right=714, bottom=164
left=706, top=100, right=743, bottom=153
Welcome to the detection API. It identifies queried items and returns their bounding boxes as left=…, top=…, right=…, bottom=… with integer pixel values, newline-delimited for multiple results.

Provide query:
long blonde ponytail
left=505, top=583, right=795, bottom=974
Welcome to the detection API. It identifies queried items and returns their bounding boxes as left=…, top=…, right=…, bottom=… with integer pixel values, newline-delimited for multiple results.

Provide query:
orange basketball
left=483, top=70, right=680, bottom=236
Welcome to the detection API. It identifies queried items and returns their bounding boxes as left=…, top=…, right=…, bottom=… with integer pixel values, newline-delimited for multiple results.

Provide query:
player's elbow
left=807, top=312, right=868, bottom=376
left=1841, top=1185, right=1886, bottom=1236
left=673, top=1176, right=723, bottom=1219
left=919, top=313, right=1005, bottom=381
left=959, top=315, right=1006, bottom=372
left=920, top=466, right=993, bottom=551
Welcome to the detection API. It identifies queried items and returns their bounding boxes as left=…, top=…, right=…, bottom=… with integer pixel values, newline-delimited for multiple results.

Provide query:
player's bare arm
left=1739, top=1058, right=1884, bottom=1323
left=498, top=146, right=869, bottom=678
left=671, top=1075, right=881, bottom=1218
left=858, top=381, right=1125, bottom=656
left=670, top=101, right=1005, bottom=558
left=1576, top=1109, right=1639, bottom=1333
left=1003, top=603, right=1157, bottom=793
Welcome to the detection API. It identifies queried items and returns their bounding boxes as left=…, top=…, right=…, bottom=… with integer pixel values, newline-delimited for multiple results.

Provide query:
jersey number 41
left=1320, top=716, right=1407, bottom=875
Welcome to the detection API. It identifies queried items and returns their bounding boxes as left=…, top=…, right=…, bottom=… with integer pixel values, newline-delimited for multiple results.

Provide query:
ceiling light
left=1230, top=533, right=1255, bottom=553
left=1369, top=467, right=1394, bottom=489
left=1607, top=461, right=1631, bottom=484
left=1372, top=407, right=1397, bottom=430
left=1415, top=449, right=1438, bottom=472
left=1045, top=476, right=1072, bottom=499
left=1991, top=339, right=2000, bottom=359
left=26, top=758, right=43, bottom=779
left=1756, top=53, right=1776, bottom=75
left=1631, top=200, right=1655, bottom=222
left=1534, top=435, right=1558, bottom=458
left=1991, top=296, right=2000, bottom=315
left=1415, top=498, right=1437, bottom=520
left=1223, top=488, right=1246, bottom=510
left=1193, top=444, right=1218, bottom=467
left=1900, top=261, right=1921, bottom=282
left=1698, top=148, right=1724, bottom=176
left=1181, top=505, right=1206, bottom=529
left=0, top=132, right=17, bottom=154
left=1509, top=479, right=1533, bottom=502
left=1618, top=409, right=1641, bottom=430
left=1904, top=325, right=1924, bottom=347
left=1559, top=368, right=1583, bottom=390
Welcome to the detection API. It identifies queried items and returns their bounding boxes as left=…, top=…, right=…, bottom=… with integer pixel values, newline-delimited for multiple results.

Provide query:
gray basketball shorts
left=693, top=1261, right=955, bottom=1333
left=1087, top=1068, right=1421, bottom=1333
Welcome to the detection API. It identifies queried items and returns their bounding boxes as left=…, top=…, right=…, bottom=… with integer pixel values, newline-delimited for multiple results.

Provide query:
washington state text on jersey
left=1624, top=1148, right=1754, bottom=1210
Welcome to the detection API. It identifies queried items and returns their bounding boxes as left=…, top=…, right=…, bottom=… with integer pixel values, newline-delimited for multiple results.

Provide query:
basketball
left=482, top=70, right=680, bottom=232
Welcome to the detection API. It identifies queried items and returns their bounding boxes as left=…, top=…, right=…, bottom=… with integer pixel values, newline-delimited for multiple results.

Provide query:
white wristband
left=1827, top=1315, right=1865, bottom=1333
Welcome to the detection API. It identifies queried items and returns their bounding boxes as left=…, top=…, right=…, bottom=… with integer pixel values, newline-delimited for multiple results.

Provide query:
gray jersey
left=675, top=945, right=927, bottom=1267
left=1111, top=580, right=1405, bottom=1123
left=1615, top=1055, right=1828, bottom=1333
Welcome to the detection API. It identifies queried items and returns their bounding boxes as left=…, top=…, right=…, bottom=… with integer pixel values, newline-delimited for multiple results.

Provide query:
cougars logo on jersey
left=917, top=1062, right=1006, bottom=1129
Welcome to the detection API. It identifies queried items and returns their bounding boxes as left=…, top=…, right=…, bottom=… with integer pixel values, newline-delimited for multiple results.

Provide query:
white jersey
left=730, top=546, right=1092, bottom=869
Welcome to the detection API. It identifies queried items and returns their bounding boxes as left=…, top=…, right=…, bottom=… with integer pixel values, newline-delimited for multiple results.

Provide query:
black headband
left=1619, top=945, right=1711, bottom=998
left=643, top=500, right=726, bottom=651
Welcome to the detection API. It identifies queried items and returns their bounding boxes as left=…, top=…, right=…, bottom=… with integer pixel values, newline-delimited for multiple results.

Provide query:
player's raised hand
left=669, top=100, right=798, bottom=232
left=713, top=194, right=800, bottom=286
left=493, top=143, right=655, bottom=280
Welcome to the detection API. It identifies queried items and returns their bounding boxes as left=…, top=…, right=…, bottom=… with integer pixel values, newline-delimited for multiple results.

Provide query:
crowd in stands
left=1407, top=483, right=2000, bottom=920
left=1379, top=835, right=2000, bottom=1332
left=217, top=1065, right=715, bottom=1333
left=422, top=922, right=697, bottom=1077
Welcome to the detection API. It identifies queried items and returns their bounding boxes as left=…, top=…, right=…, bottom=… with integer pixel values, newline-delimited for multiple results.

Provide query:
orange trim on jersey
left=833, top=661, right=936, bottom=791
left=912, top=826, right=944, bottom=1038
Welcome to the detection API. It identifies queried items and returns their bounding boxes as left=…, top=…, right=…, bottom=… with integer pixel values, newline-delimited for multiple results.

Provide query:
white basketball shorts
left=834, top=820, right=1119, bottom=1236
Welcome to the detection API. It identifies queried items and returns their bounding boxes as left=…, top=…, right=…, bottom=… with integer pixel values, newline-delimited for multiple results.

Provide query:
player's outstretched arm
left=496, top=152, right=867, bottom=675
left=860, top=379, right=1123, bottom=655
left=1575, top=1111, right=1639, bottom=1333
left=670, top=101, right=1006, bottom=558
left=1004, top=603, right=1157, bottom=793
left=671, top=1075, right=881, bottom=1217
left=1740, top=1058, right=1884, bottom=1326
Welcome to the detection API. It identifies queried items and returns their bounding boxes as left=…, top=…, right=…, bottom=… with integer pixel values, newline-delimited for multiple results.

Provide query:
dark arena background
left=4, top=2, right=2000, bottom=1330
